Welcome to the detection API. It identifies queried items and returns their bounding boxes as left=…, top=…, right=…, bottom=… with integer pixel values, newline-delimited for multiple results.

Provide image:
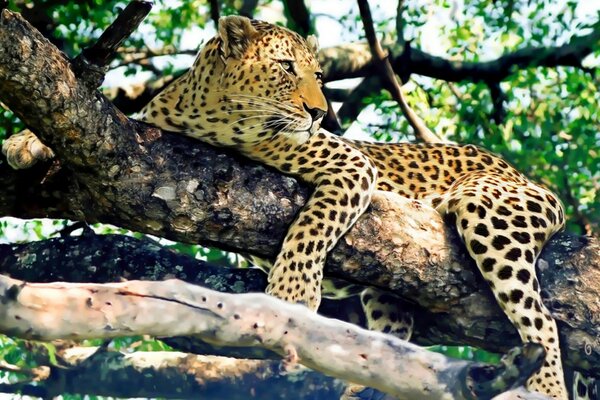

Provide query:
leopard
left=2, top=15, right=578, bottom=399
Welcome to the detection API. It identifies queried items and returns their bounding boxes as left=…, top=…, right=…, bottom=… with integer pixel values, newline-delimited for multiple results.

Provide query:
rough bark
left=0, top=275, right=551, bottom=400
left=0, top=7, right=598, bottom=379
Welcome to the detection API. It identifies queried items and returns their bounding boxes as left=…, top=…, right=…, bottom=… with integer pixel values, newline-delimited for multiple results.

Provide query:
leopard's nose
left=303, top=103, right=326, bottom=122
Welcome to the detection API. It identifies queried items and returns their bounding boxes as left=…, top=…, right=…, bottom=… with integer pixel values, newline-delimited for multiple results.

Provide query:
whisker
left=228, top=96, right=299, bottom=113
left=225, top=115, right=269, bottom=127
left=227, top=108, right=282, bottom=114
left=227, top=101, right=296, bottom=115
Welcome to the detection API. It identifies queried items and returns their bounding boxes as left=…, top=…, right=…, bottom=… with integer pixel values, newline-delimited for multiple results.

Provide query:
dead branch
left=0, top=274, right=551, bottom=399
left=0, top=9, right=599, bottom=378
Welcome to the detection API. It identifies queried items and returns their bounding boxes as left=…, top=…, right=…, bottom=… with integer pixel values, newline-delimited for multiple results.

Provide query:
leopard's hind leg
left=341, top=288, right=414, bottom=400
left=436, top=172, right=567, bottom=399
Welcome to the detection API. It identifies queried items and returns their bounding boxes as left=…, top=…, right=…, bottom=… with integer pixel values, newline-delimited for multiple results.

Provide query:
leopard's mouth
left=264, top=115, right=289, bottom=134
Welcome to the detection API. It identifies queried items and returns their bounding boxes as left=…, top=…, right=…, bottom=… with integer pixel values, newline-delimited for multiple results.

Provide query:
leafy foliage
left=360, top=0, right=600, bottom=233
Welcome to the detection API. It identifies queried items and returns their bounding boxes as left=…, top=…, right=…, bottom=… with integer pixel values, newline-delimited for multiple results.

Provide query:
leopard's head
left=213, top=16, right=327, bottom=145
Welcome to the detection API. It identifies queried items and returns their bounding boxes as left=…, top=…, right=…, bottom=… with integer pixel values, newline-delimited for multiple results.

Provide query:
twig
left=111, top=48, right=197, bottom=69
left=356, top=0, right=441, bottom=143
left=487, top=80, right=507, bottom=124
left=239, top=0, right=259, bottom=18
left=209, top=0, right=220, bottom=30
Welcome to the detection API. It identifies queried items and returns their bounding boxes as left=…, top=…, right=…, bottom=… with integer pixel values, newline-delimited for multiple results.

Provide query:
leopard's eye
left=279, top=60, right=296, bottom=75
left=315, top=71, right=323, bottom=81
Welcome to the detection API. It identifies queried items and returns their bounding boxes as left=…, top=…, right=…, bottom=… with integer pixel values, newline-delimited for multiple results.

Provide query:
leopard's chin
left=282, top=129, right=312, bottom=146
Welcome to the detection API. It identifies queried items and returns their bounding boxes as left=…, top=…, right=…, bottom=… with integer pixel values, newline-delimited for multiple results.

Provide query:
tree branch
left=238, top=0, right=259, bottom=18
left=209, top=0, right=220, bottom=30
left=73, top=0, right=153, bottom=81
left=320, top=21, right=600, bottom=83
left=356, top=0, right=440, bottom=143
left=487, top=80, right=507, bottom=124
left=0, top=6, right=598, bottom=380
left=395, top=0, right=405, bottom=47
left=337, top=75, right=382, bottom=127
left=95, top=19, right=599, bottom=121
left=283, top=0, right=311, bottom=37
left=0, top=274, right=551, bottom=399
left=0, top=346, right=344, bottom=399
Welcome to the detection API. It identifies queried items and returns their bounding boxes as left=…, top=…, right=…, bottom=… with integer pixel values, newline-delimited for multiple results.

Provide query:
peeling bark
left=0, top=7, right=598, bottom=383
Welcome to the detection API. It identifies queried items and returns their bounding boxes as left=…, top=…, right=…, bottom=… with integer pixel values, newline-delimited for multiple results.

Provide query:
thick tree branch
left=0, top=274, right=551, bottom=399
left=1, top=230, right=599, bottom=380
left=1, top=350, right=553, bottom=400
left=0, top=7, right=598, bottom=380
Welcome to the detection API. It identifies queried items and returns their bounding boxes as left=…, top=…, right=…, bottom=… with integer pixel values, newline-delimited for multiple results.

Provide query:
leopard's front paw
left=2, top=130, right=54, bottom=169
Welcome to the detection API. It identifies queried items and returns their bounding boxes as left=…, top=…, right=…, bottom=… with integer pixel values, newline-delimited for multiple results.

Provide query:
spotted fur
left=342, top=288, right=414, bottom=400
left=3, top=15, right=575, bottom=399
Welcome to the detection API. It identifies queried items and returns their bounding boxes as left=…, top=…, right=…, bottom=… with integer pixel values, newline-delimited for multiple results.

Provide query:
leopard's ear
left=218, top=16, right=258, bottom=59
left=306, top=34, right=319, bottom=54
